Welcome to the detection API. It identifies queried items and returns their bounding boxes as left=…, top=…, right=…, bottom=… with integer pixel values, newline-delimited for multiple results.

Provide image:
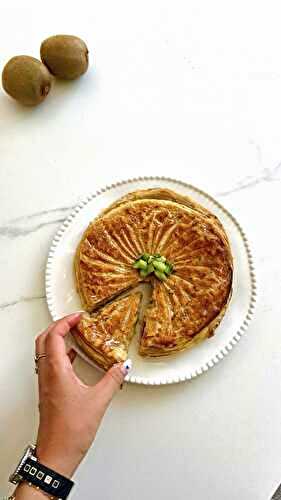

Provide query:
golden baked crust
left=99, top=188, right=231, bottom=256
left=73, top=292, right=141, bottom=370
left=74, top=189, right=233, bottom=362
left=100, top=187, right=216, bottom=220
left=99, top=187, right=227, bottom=239
left=139, top=276, right=231, bottom=357
left=74, top=220, right=141, bottom=312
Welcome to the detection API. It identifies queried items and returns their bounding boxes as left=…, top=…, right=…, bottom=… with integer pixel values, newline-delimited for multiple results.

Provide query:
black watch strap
left=21, top=457, right=74, bottom=499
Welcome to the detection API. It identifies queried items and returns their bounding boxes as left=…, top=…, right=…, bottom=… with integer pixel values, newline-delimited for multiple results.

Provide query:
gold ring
left=34, top=353, right=47, bottom=374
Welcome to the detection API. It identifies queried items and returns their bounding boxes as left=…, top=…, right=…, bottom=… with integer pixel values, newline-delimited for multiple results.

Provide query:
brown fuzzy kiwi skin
left=2, top=55, right=52, bottom=106
left=40, top=35, right=89, bottom=80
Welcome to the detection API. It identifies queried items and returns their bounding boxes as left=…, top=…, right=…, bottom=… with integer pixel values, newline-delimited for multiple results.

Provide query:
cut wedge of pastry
left=73, top=292, right=142, bottom=370
left=139, top=276, right=231, bottom=357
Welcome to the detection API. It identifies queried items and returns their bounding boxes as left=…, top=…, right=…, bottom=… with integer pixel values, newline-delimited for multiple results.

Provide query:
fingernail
left=120, top=358, right=133, bottom=375
left=69, top=311, right=84, bottom=318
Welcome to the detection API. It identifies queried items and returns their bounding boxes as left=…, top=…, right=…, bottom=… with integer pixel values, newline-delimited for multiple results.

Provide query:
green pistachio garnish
left=154, top=270, right=167, bottom=281
left=165, top=262, right=174, bottom=274
left=133, top=253, right=174, bottom=281
left=142, top=253, right=151, bottom=262
left=147, top=263, right=154, bottom=275
left=133, top=258, right=147, bottom=270
left=153, top=260, right=167, bottom=272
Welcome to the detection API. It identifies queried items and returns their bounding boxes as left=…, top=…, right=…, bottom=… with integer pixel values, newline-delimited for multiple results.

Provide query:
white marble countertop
left=1, top=2, right=281, bottom=499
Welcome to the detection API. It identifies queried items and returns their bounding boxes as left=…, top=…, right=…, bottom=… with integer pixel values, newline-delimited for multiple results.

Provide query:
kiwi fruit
left=40, top=35, right=89, bottom=80
left=2, top=55, right=52, bottom=106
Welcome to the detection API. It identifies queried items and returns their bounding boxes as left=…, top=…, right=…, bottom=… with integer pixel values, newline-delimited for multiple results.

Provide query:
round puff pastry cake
left=73, top=188, right=233, bottom=369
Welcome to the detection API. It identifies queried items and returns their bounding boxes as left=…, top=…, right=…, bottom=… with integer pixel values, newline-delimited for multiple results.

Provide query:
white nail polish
left=121, top=358, right=132, bottom=374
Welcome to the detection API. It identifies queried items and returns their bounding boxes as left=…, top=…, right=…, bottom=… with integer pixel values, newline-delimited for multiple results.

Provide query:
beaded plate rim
left=45, top=176, right=257, bottom=385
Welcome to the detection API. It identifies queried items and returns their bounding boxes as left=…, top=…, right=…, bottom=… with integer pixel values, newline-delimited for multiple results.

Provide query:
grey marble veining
left=216, top=162, right=281, bottom=197
left=0, top=294, right=46, bottom=311
left=9, top=205, right=74, bottom=223
left=2, top=165, right=281, bottom=241
left=0, top=205, right=74, bottom=239
left=0, top=170, right=279, bottom=312
left=0, top=219, right=65, bottom=238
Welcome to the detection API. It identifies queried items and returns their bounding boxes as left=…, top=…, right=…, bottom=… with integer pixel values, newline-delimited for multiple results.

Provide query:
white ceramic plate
left=45, top=177, right=257, bottom=385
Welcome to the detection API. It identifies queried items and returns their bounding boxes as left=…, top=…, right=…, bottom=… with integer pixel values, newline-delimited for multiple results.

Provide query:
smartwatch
left=9, top=445, right=74, bottom=499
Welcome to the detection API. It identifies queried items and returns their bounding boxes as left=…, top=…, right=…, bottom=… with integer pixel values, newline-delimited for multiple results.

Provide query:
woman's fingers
left=93, top=360, right=132, bottom=408
left=48, top=313, right=82, bottom=339
left=35, top=313, right=81, bottom=383
left=35, top=331, right=50, bottom=390
left=35, top=331, right=48, bottom=354
left=45, top=313, right=82, bottom=364
left=35, top=319, right=56, bottom=355
left=67, top=348, right=77, bottom=364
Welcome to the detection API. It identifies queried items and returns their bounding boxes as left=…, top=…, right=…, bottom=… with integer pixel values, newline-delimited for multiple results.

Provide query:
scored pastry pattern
left=74, top=191, right=233, bottom=364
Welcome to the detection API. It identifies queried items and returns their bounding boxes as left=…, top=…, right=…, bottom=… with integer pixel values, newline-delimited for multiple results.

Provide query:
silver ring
left=34, top=353, right=47, bottom=374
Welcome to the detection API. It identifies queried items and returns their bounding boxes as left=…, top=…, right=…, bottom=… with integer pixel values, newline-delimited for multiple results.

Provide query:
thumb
left=94, top=359, right=132, bottom=406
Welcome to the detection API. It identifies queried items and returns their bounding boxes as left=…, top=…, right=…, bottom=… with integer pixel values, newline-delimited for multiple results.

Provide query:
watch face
left=9, top=445, right=36, bottom=484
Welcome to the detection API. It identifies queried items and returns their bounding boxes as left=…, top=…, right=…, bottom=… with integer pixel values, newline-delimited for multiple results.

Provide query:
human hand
left=35, top=313, right=131, bottom=478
